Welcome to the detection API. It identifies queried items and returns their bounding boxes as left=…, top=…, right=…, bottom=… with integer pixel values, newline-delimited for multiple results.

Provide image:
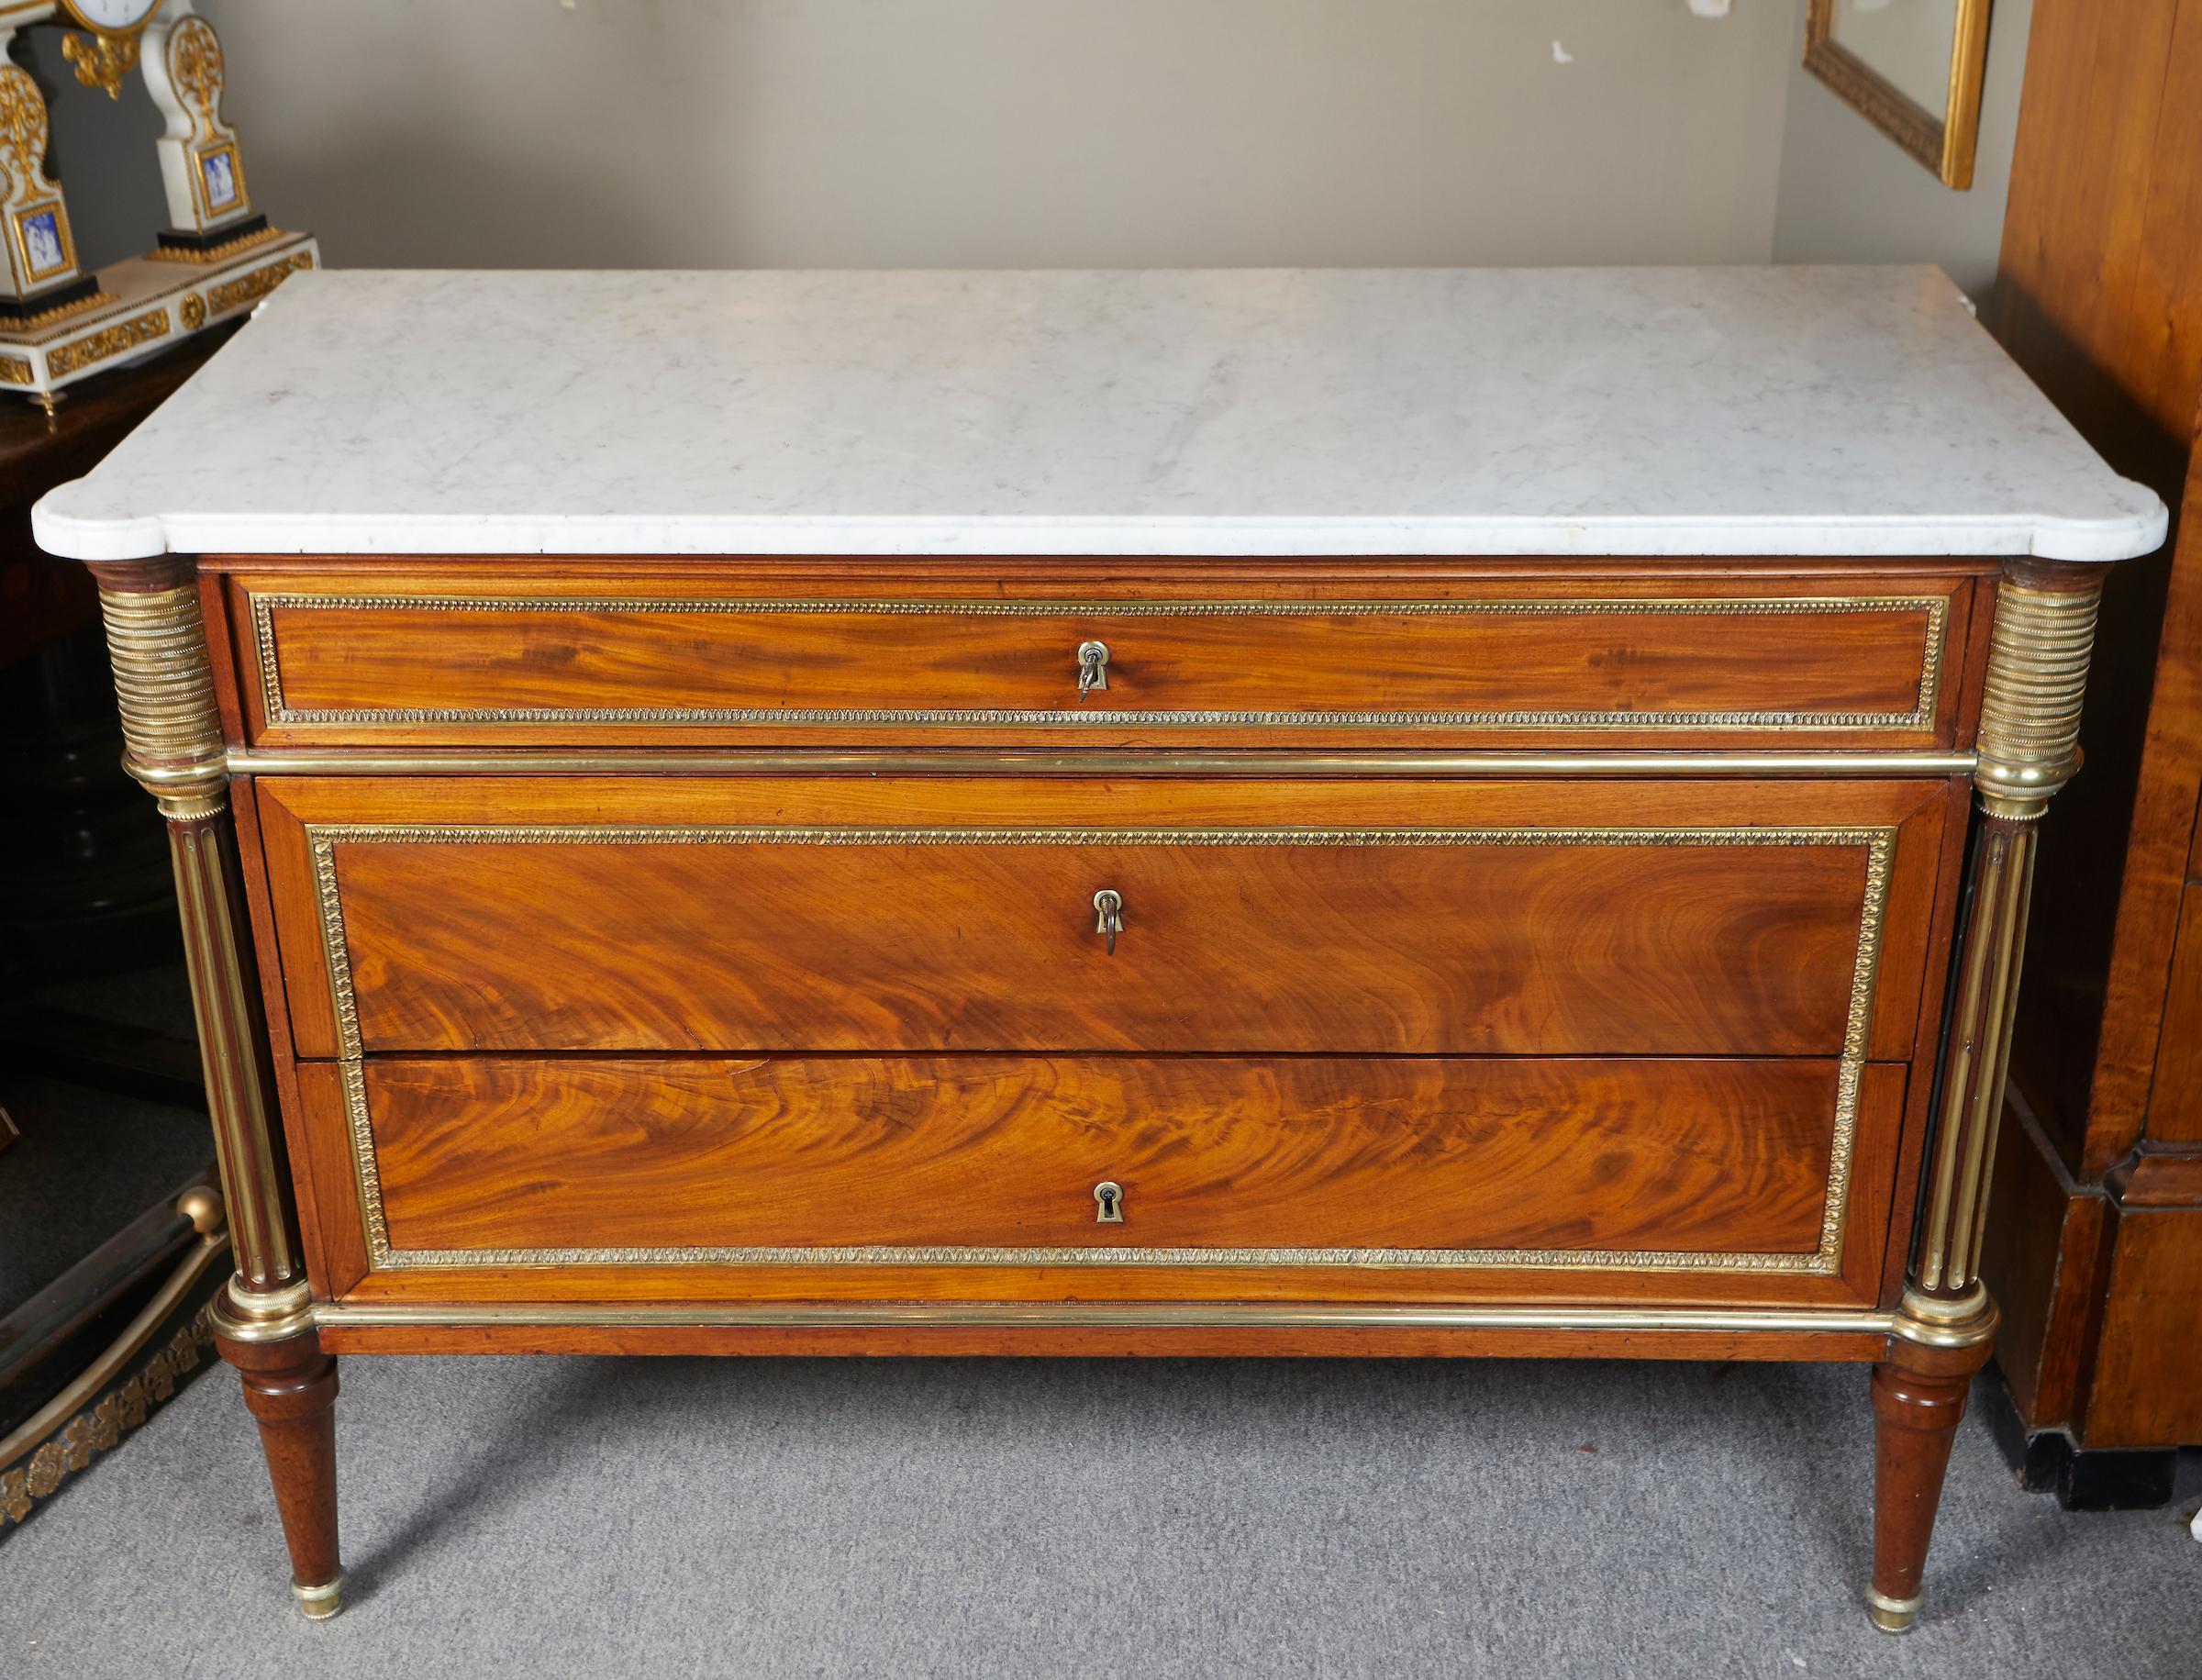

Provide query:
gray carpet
left=1, top=1352, right=2196, bottom=1677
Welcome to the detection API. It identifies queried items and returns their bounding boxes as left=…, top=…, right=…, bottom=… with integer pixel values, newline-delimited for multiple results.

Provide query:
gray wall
left=21, top=23, right=168, bottom=270
left=18, top=0, right=2024, bottom=292
left=1770, top=0, right=2031, bottom=298
left=92, top=0, right=1798, bottom=269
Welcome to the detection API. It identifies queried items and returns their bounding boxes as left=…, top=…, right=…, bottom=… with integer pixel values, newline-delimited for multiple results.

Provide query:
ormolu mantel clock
left=0, top=0, right=317, bottom=410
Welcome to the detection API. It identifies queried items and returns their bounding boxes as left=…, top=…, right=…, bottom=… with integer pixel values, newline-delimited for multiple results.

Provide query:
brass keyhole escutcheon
left=1094, top=1181, right=1125, bottom=1224
left=1076, top=639, right=1110, bottom=698
left=1093, top=888, right=1124, bottom=955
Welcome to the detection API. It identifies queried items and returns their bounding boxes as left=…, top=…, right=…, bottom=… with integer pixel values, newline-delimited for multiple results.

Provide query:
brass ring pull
left=1076, top=640, right=1110, bottom=698
left=1092, top=888, right=1124, bottom=954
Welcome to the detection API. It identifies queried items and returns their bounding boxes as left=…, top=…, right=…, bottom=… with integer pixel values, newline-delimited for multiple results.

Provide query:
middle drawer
left=259, top=776, right=1947, bottom=1061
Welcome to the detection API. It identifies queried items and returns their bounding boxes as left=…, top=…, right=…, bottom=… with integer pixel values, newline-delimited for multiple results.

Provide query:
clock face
left=61, top=0, right=163, bottom=34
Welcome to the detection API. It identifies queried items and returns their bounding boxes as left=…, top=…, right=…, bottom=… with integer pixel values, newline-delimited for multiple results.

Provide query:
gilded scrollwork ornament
left=62, top=28, right=140, bottom=99
left=0, top=64, right=46, bottom=175
left=165, top=13, right=223, bottom=127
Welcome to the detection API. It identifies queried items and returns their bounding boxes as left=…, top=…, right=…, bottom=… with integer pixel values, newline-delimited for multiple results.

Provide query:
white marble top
left=32, top=266, right=2165, bottom=564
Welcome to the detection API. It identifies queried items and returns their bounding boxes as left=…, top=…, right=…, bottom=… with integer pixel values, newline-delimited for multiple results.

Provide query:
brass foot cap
left=1864, top=1587, right=1919, bottom=1635
left=292, top=1572, right=344, bottom=1620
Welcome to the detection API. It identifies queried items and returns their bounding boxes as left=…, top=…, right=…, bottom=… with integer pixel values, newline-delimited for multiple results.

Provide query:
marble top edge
left=30, top=265, right=2168, bottom=565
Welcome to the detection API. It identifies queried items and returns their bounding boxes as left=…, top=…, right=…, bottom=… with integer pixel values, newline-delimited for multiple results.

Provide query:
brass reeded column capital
left=1971, top=565, right=2104, bottom=820
left=88, top=558, right=229, bottom=821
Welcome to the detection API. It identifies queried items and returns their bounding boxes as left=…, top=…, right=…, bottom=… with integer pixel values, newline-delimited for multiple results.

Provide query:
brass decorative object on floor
left=0, top=1183, right=228, bottom=1531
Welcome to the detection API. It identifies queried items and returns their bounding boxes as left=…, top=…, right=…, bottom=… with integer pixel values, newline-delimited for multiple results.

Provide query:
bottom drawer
left=339, top=1055, right=1899, bottom=1273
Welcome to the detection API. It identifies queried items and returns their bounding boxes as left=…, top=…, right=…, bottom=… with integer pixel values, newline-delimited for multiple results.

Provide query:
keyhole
left=1094, top=1180, right=1124, bottom=1224
left=1077, top=640, right=1110, bottom=697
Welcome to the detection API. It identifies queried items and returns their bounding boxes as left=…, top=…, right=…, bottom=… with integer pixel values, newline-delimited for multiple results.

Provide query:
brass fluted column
left=89, top=557, right=342, bottom=1619
left=1868, top=562, right=2103, bottom=1634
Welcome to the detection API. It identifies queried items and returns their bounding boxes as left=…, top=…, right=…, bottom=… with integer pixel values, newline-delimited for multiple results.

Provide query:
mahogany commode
left=32, top=266, right=2165, bottom=1632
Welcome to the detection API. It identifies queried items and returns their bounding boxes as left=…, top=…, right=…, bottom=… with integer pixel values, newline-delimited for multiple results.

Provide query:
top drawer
left=217, top=567, right=1979, bottom=751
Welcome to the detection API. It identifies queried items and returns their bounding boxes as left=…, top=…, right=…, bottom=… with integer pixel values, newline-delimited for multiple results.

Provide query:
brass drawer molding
left=311, top=1300, right=1902, bottom=1337
left=249, top=594, right=1949, bottom=733
left=228, top=748, right=1983, bottom=777
left=306, top=821, right=1895, bottom=1278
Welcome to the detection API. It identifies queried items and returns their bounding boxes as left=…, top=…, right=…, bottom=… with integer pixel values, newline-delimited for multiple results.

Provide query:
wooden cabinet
left=1978, top=0, right=2202, bottom=1498
left=34, top=266, right=2162, bottom=1630
left=217, top=559, right=1976, bottom=1311
left=193, top=548, right=2033, bottom=1632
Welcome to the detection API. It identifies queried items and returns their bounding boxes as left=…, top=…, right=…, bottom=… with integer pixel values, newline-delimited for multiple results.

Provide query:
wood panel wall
left=1981, top=0, right=2202, bottom=1455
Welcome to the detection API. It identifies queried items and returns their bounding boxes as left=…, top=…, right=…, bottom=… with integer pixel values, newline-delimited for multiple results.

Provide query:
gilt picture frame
left=10, top=199, right=77, bottom=287
left=193, top=140, right=249, bottom=221
left=1804, top=0, right=1993, bottom=190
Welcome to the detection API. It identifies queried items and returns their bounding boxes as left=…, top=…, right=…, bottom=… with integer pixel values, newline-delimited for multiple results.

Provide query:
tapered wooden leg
left=1867, top=1332, right=1990, bottom=1633
left=217, top=1328, right=344, bottom=1619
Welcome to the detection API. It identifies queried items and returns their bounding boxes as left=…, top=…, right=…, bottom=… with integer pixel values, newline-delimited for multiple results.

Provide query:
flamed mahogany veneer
left=32, top=266, right=2165, bottom=1632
